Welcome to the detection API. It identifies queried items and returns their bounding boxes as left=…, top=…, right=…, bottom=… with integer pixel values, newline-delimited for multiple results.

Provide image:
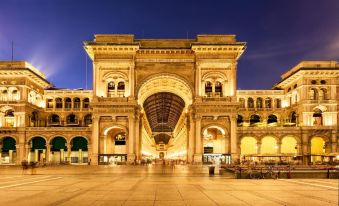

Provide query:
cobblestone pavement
left=0, top=165, right=337, bottom=206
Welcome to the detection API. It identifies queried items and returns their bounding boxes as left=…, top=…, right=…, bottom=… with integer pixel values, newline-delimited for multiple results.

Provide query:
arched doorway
left=99, top=126, right=128, bottom=165
left=310, top=137, right=325, bottom=163
left=260, top=136, right=278, bottom=163
left=281, top=136, right=298, bottom=163
left=137, top=74, right=193, bottom=163
left=202, top=126, right=230, bottom=164
left=0, top=137, right=16, bottom=164
left=50, top=136, right=67, bottom=163
left=29, top=136, right=46, bottom=162
left=240, top=136, right=257, bottom=162
left=70, top=137, right=88, bottom=164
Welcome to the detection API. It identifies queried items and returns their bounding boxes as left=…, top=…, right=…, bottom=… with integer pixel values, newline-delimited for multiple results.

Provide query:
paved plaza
left=0, top=165, right=337, bottom=206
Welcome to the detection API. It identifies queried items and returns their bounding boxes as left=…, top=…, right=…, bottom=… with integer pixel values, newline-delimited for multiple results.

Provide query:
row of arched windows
left=46, top=98, right=90, bottom=109
left=309, top=88, right=328, bottom=100
left=49, top=114, right=92, bottom=127
left=239, top=97, right=281, bottom=109
left=237, top=112, right=297, bottom=127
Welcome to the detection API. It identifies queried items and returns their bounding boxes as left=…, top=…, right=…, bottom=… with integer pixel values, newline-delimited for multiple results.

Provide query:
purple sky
left=0, top=0, right=338, bottom=89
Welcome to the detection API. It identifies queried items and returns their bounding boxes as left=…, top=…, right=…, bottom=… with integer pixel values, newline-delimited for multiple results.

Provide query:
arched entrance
left=0, top=136, right=16, bottom=164
left=70, top=137, right=88, bottom=164
left=29, top=136, right=46, bottom=162
left=310, top=137, right=325, bottom=163
left=202, top=126, right=230, bottom=164
left=240, top=136, right=257, bottom=162
left=50, top=136, right=67, bottom=163
left=137, top=74, right=193, bottom=162
left=99, top=126, right=128, bottom=165
left=260, top=136, right=278, bottom=163
left=280, top=136, right=299, bottom=163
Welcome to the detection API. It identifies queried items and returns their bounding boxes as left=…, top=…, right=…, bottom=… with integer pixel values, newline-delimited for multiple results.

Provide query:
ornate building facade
left=0, top=34, right=338, bottom=165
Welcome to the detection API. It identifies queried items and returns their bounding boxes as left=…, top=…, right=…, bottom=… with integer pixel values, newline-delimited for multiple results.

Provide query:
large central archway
left=137, top=74, right=193, bottom=161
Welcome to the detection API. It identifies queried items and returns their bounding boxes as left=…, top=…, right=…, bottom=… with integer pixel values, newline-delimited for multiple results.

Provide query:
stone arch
left=201, top=124, right=227, bottom=136
left=258, top=134, right=280, bottom=142
left=102, top=71, right=128, bottom=82
left=280, top=135, right=301, bottom=144
left=49, top=135, right=69, bottom=144
left=27, top=135, right=48, bottom=143
left=239, top=134, right=260, bottom=142
left=309, top=135, right=330, bottom=143
left=0, top=135, right=18, bottom=143
left=240, top=136, right=258, bottom=155
left=260, top=135, right=278, bottom=154
left=137, top=73, right=193, bottom=108
left=70, top=135, right=90, bottom=143
left=102, top=124, right=129, bottom=137
left=202, top=71, right=227, bottom=82
left=280, top=135, right=299, bottom=154
left=0, top=105, right=14, bottom=113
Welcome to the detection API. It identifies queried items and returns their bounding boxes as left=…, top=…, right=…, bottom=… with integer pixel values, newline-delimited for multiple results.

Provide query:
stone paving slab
left=0, top=165, right=337, bottom=205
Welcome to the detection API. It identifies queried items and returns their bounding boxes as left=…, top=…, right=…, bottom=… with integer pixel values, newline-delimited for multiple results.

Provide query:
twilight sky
left=0, top=0, right=338, bottom=89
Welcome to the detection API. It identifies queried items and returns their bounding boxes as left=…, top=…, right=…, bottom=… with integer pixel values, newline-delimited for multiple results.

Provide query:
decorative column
left=16, top=143, right=25, bottom=165
left=46, top=144, right=51, bottom=163
left=193, top=115, right=202, bottom=163
left=114, top=82, right=118, bottom=97
left=331, top=132, right=337, bottom=153
left=230, top=116, right=239, bottom=163
left=195, top=63, right=201, bottom=96
left=297, top=143, right=302, bottom=156
left=230, top=62, right=237, bottom=96
left=67, top=143, right=71, bottom=163
left=25, top=143, right=31, bottom=162
left=127, top=115, right=136, bottom=163
left=129, top=63, right=135, bottom=98
left=103, top=135, right=107, bottom=154
left=224, top=134, right=230, bottom=154
left=0, top=143, right=2, bottom=164
left=125, top=81, right=129, bottom=97
left=201, top=80, right=205, bottom=97
left=187, top=113, right=195, bottom=164
left=257, top=141, right=262, bottom=155
left=90, top=115, right=99, bottom=165
left=302, top=133, right=310, bottom=164
left=276, top=141, right=282, bottom=154
left=221, top=80, right=227, bottom=97
left=211, top=81, right=216, bottom=97
left=134, top=114, right=140, bottom=160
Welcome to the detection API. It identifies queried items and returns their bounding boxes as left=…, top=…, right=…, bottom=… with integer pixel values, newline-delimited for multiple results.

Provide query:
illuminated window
left=205, top=81, right=212, bottom=97
left=215, top=81, right=222, bottom=97
left=256, top=97, right=263, bottom=108
left=83, top=98, right=90, bottom=108
left=67, top=114, right=78, bottom=125
left=49, top=114, right=60, bottom=125
left=64, top=98, right=72, bottom=109
left=55, top=98, right=62, bottom=108
left=4, top=110, right=15, bottom=127
left=73, top=97, right=81, bottom=108
left=247, top=98, right=254, bottom=108
left=84, top=114, right=92, bottom=126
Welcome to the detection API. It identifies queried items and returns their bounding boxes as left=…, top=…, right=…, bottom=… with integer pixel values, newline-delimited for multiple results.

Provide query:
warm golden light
left=261, top=136, right=277, bottom=154
left=241, top=137, right=257, bottom=155
left=281, top=136, right=297, bottom=154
